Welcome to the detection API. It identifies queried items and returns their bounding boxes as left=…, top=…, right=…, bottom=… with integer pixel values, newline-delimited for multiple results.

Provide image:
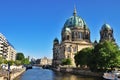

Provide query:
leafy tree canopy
left=62, top=58, right=72, bottom=65
left=14, top=60, right=21, bottom=66
left=74, top=47, right=93, bottom=67
left=74, top=41, right=120, bottom=72
left=16, top=52, right=25, bottom=61
left=0, top=57, right=3, bottom=65
left=22, top=58, right=30, bottom=65
left=94, top=41, right=120, bottom=69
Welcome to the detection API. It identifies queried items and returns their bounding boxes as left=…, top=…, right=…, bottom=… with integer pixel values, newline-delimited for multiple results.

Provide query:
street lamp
left=8, top=62, right=10, bottom=80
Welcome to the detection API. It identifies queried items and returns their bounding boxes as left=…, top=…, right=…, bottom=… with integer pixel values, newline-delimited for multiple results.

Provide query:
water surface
left=19, top=66, right=103, bottom=80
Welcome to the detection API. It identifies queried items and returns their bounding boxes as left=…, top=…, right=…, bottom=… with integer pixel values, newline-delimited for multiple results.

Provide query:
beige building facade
left=36, top=57, right=52, bottom=65
left=7, top=46, right=16, bottom=61
left=0, top=33, right=8, bottom=59
left=0, top=33, right=16, bottom=61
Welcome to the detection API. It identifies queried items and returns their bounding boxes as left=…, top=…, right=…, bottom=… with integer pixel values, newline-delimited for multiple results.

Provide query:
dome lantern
left=73, top=6, right=77, bottom=16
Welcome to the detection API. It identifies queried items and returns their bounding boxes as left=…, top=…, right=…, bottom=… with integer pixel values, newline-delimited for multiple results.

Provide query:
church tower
left=100, top=23, right=115, bottom=42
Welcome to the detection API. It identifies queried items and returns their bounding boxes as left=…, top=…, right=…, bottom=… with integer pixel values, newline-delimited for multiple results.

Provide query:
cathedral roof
left=101, top=23, right=112, bottom=30
left=63, top=8, right=88, bottom=29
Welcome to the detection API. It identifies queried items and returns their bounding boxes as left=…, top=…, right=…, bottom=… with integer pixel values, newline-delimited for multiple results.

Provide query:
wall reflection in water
left=53, top=71, right=100, bottom=80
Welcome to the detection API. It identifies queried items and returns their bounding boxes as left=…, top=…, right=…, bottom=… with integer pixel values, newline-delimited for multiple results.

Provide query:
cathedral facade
left=52, top=8, right=115, bottom=67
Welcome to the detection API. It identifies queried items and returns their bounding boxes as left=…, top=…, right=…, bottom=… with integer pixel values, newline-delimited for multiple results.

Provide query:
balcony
left=3, top=53, right=8, bottom=56
left=0, top=48, right=3, bottom=50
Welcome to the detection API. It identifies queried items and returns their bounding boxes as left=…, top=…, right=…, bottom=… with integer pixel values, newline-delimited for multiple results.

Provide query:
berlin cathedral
left=52, top=8, right=115, bottom=67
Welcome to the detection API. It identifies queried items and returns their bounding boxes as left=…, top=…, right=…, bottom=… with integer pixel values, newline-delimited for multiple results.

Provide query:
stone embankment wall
left=10, top=68, right=25, bottom=80
left=0, top=68, right=25, bottom=80
left=53, top=67, right=103, bottom=77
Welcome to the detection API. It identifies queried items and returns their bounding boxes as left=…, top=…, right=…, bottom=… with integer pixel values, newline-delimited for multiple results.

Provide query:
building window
left=72, top=32, right=74, bottom=40
left=79, top=32, right=82, bottom=39
left=73, top=47, right=77, bottom=52
left=67, top=55, right=70, bottom=58
left=67, top=47, right=71, bottom=52
left=67, top=35, right=70, bottom=40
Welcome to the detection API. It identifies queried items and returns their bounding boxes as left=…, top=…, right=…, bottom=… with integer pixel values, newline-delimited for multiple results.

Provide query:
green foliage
left=16, top=53, right=25, bottom=61
left=7, top=60, right=15, bottom=66
left=22, top=58, right=30, bottom=65
left=62, top=58, right=72, bottom=65
left=3, top=59, right=8, bottom=64
left=74, top=41, right=120, bottom=72
left=74, top=48, right=93, bottom=67
left=14, top=60, right=21, bottom=66
left=93, top=41, right=120, bottom=70
left=16, top=52, right=30, bottom=65
left=0, top=57, right=3, bottom=65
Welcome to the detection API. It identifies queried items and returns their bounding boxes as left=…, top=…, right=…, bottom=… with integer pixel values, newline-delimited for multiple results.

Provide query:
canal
left=17, top=66, right=103, bottom=80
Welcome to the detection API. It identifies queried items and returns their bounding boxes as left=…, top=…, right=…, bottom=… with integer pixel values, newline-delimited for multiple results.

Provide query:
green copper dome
left=101, top=23, right=112, bottom=30
left=64, top=8, right=88, bottom=29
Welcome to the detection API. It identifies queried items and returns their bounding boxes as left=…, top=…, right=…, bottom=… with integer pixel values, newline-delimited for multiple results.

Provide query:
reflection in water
left=53, top=71, right=100, bottom=80
left=19, top=66, right=103, bottom=80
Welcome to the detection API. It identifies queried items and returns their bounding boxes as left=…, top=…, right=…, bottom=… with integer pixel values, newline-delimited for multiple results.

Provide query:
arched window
left=73, top=47, right=77, bottom=52
left=67, top=47, right=71, bottom=52
left=72, top=32, right=74, bottom=40
left=85, top=32, right=88, bottom=39
left=67, top=35, right=70, bottom=40
left=105, top=33, right=108, bottom=37
left=67, top=55, right=70, bottom=58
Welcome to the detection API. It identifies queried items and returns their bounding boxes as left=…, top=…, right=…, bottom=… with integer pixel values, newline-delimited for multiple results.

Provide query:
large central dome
left=64, top=8, right=88, bottom=29
left=61, top=8, right=91, bottom=42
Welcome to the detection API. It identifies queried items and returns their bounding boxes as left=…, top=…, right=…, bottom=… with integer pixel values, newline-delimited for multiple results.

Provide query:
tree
left=7, top=60, right=14, bottom=66
left=94, top=41, right=120, bottom=70
left=0, top=57, right=3, bottom=65
left=74, top=48, right=93, bottom=68
left=62, top=58, right=72, bottom=65
left=14, top=60, right=21, bottom=66
left=3, top=59, right=8, bottom=64
left=22, top=58, right=30, bottom=65
left=74, top=41, right=120, bottom=72
left=16, top=53, right=25, bottom=61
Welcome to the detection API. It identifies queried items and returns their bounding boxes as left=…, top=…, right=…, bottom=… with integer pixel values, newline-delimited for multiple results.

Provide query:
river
left=17, top=66, right=103, bottom=80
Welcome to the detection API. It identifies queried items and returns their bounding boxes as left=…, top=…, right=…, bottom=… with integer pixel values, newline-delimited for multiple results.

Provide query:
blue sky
left=0, top=0, right=120, bottom=59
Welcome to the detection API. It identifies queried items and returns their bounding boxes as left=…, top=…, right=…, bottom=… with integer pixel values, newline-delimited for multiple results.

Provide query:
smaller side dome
left=101, top=24, right=112, bottom=30
left=54, top=38, right=59, bottom=42
left=53, top=38, right=59, bottom=45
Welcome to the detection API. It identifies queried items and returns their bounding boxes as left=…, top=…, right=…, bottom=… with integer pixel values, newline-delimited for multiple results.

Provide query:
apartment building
left=0, top=33, right=16, bottom=61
